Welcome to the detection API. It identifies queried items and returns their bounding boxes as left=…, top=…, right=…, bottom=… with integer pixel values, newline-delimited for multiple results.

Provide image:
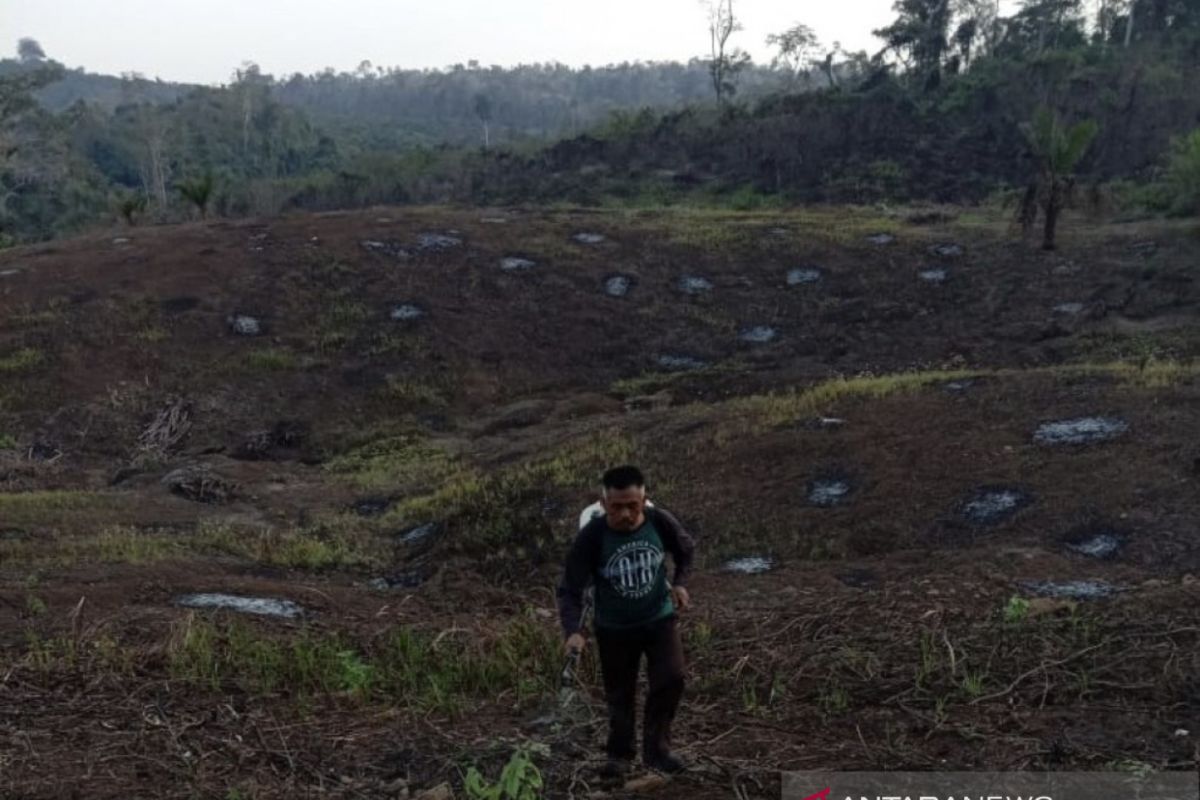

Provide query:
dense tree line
left=472, top=0, right=1200, bottom=216
left=1, top=0, right=1198, bottom=245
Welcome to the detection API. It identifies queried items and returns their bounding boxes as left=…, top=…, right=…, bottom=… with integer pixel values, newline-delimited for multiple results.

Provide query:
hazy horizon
left=6, top=0, right=908, bottom=85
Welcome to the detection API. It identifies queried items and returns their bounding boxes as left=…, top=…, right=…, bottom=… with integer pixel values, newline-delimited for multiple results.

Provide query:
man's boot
left=599, top=756, right=633, bottom=778
left=643, top=750, right=686, bottom=774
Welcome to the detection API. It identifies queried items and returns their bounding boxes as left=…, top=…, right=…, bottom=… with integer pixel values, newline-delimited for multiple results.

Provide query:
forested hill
left=7, top=57, right=789, bottom=146
left=270, top=61, right=789, bottom=147
left=475, top=40, right=1200, bottom=208
left=1, top=0, right=1199, bottom=246
left=0, top=61, right=192, bottom=111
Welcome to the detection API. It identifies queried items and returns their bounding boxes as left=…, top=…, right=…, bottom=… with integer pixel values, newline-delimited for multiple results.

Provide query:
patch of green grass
left=2, top=517, right=386, bottom=570
left=650, top=209, right=757, bottom=250
left=375, top=619, right=560, bottom=713
left=1094, top=358, right=1200, bottom=389
left=380, top=375, right=450, bottom=408
left=0, top=490, right=103, bottom=511
left=194, top=519, right=387, bottom=570
left=1070, top=329, right=1197, bottom=365
left=389, top=430, right=632, bottom=526
left=959, top=670, right=987, bottom=698
left=686, top=620, right=715, bottom=657
left=599, top=180, right=684, bottom=210
left=0, top=525, right=185, bottom=567
left=0, top=348, right=44, bottom=373
left=302, top=256, right=358, bottom=289
left=21, top=630, right=138, bottom=675
left=168, top=614, right=560, bottom=712
left=377, top=430, right=635, bottom=564
left=256, top=528, right=383, bottom=570
left=9, top=297, right=69, bottom=328
left=0, top=432, right=16, bottom=449
left=324, top=432, right=458, bottom=491
left=913, top=628, right=949, bottom=690
left=243, top=347, right=299, bottom=371
left=1002, top=595, right=1030, bottom=624
left=0, top=491, right=128, bottom=530
left=817, top=681, right=850, bottom=716
left=733, top=369, right=979, bottom=430
left=727, top=359, right=1200, bottom=434
left=1107, top=759, right=1156, bottom=778
left=365, top=331, right=431, bottom=359
left=610, top=371, right=683, bottom=397
left=94, top=526, right=186, bottom=563
left=739, top=670, right=788, bottom=716
left=673, top=302, right=738, bottom=334
left=135, top=326, right=169, bottom=343
left=313, top=300, right=371, bottom=352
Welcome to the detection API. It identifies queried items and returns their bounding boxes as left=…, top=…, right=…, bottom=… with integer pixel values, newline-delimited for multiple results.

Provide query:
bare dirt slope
left=1, top=206, right=1198, bottom=799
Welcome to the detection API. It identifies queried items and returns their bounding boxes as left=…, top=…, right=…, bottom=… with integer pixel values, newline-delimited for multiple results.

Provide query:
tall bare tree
left=702, top=0, right=750, bottom=106
left=766, top=24, right=822, bottom=86
left=473, top=92, right=493, bottom=149
left=233, top=63, right=266, bottom=160
left=128, top=101, right=171, bottom=212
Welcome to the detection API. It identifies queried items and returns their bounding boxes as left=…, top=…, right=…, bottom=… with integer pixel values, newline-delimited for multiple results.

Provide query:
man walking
left=557, top=465, right=696, bottom=775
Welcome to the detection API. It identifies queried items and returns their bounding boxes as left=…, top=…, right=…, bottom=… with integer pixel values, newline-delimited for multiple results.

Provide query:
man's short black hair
left=603, top=465, right=645, bottom=491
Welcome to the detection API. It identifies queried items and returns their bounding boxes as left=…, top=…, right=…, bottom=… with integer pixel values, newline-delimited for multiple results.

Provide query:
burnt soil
left=1, top=206, right=1199, bottom=798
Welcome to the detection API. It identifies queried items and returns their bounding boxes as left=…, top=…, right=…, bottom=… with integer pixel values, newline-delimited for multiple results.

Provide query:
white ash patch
left=390, top=304, right=426, bottom=321
left=656, top=355, right=708, bottom=371
left=787, top=267, right=824, bottom=285
left=1034, top=417, right=1128, bottom=445
left=677, top=275, right=714, bottom=294
left=1018, top=580, right=1120, bottom=600
left=723, top=556, right=775, bottom=574
left=500, top=257, right=537, bottom=272
left=604, top=275, right=635, bottom=297
left=415, top=233, right=462, bottom=251
left=809, top=478, right=852, bottom=507
left=176, top=593, right=303, bottom=618
left=962, top=487, right=1031, bottom=524
left=227, top=315, right=262, bottom=336
left=739, top=326, right=778, bottom=344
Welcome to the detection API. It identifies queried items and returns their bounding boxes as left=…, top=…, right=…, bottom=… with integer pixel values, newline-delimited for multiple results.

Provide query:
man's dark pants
left=593, top=614, right=685, bottom=762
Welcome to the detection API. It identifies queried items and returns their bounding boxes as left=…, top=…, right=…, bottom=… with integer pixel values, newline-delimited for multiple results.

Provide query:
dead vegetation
left=1, top=206, right=1198, bottom=798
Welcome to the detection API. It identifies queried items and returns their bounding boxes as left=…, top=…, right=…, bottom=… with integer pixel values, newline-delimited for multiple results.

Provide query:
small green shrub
left=0, top=348, right=44, bottom=373
left=1003, top=595, right=1030, bottom=623
left=1165, top=128, right=1200, bottom=216
left=464, top=743, right=546, bottom=800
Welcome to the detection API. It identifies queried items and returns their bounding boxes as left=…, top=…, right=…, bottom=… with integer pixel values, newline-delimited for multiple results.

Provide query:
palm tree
left=117, top=192, right=147, bottom=226
left=177, top=173, right=215, bottom=220
left=1020, top=108, right=1099, bottom=250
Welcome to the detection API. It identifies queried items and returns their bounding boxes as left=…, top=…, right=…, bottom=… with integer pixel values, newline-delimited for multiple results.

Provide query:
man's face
left=602, top=485, right=646, bottom=532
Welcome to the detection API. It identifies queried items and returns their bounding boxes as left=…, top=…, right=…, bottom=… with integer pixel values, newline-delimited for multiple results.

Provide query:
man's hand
left=671, top=585, right=691, bottom=611
left=564, top=632, right=586, bottom=655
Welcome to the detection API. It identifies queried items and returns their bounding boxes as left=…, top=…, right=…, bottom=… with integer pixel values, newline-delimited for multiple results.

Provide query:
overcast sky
left=4, top=0, right=910, bottom=85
